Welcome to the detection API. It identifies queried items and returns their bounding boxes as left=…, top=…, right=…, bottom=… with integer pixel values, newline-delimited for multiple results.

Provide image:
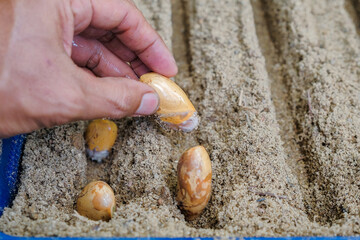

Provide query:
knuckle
left=86, top=47, right=102, bottom=70
left=71, top=0, right=93, bottom=32
left=98, top=31, right=115, bottom=43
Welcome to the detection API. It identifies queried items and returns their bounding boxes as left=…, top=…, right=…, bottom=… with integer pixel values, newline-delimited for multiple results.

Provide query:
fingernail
left=135, top=93, right=159, bottom=115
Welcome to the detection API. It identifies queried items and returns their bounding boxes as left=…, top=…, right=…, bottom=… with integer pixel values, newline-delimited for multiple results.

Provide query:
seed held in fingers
left=85, top=119, right=117, bottom=162
left=139, top=72, right=199, bottom=132
left=176, top=146, right=212, bottom=220
left=76, top=181, right=116, bottom=221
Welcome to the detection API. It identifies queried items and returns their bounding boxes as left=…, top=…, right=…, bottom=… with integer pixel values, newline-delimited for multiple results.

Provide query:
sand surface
left=1, top=0, right=359, bottom=237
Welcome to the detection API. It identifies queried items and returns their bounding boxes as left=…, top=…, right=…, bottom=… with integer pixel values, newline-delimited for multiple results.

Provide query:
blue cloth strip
left=0, top=135, right=26, bottom=216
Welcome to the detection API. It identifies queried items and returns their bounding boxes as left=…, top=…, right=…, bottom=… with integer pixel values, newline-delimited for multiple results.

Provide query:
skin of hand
left=0, top=0, right=178, bottom=138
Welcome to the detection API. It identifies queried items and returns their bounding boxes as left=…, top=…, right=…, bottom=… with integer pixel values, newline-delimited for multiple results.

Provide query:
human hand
left=0, top=0, right=177, bottom=138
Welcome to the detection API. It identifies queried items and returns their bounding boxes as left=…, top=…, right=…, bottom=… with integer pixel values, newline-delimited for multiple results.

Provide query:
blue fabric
left=0, top=135, right=26, bottom=216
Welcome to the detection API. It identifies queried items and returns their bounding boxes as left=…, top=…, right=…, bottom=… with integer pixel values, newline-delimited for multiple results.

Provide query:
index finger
left=71, top=0, right=178, bottom=77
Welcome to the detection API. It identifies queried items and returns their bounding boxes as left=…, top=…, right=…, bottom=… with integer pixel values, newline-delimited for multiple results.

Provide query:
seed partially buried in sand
left=85, top=119, right=117, bottom=162
left=176, top=146, right=212, bottom=220
left=139, top=72, right=199, bottom=132
left=76, top=181, right=116, bottom=221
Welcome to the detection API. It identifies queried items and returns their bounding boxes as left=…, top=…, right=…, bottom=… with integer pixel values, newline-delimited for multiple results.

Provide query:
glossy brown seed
left=176, top=146, right=212, bottom=220
left=76, top=181, right=116, bottom=221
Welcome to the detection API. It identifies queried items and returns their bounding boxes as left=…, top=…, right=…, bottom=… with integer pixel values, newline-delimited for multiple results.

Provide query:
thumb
left=76, top=70, right=159, bottom=120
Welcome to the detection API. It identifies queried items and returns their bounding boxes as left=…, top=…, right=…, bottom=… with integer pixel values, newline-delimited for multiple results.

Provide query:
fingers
left=102, top=37, right=151, bottom=76
left=130, top=57, right=150, bottom=77
left=80, top=30, right=151, bottom=77
left=102, top=37, right=136, bottom=62
left=74, top=69, right=159, bottom=120
left=71, top=35, right=138, bottom=79
left=70, top=0, right=178, bottom=77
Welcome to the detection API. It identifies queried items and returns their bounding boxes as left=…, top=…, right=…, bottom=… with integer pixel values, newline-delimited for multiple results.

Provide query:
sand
left=0, top=0, right=359, bottom=237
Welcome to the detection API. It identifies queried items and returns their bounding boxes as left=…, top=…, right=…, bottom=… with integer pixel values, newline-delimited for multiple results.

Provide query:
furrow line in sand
left=352, top=0, right=360, bottom=22
left=263, top=0, right=360, bottom=224
left=171, top=0, right=193, bottom=87
left=183, top=0, right=311, bottom=234
left=250, top=0, right=312, bottom=222
left=345, top=0, right=360, bottom=38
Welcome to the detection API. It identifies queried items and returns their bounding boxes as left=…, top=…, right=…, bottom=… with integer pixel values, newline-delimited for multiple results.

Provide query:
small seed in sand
left=140, top=73, right=199, bottom=132
left=176, top=146, right=212, bottom=220
left=76, top=181, right=116, bottom=221
left=85, top=119, right=117, bottom=162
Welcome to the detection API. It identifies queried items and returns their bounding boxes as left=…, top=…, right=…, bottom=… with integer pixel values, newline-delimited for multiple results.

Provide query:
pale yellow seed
left=140, top=73, right=199, bottom=131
